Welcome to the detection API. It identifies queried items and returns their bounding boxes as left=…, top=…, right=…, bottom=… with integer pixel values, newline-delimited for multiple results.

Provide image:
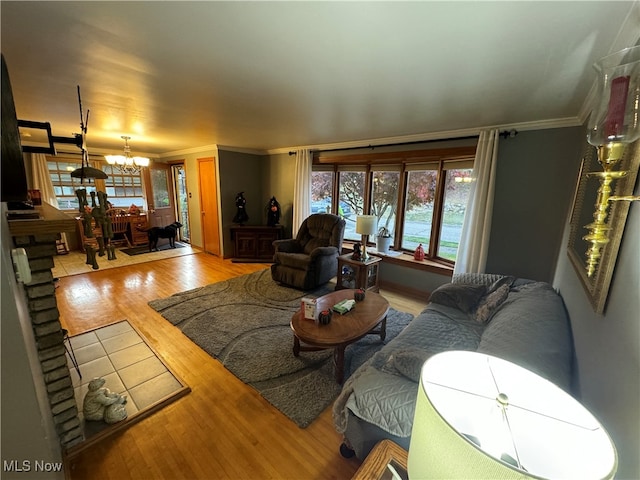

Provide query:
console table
left=230, top=225, right=283, bottom=262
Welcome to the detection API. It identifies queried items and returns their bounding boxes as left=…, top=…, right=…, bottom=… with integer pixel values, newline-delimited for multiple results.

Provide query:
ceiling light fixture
left=105, top=136, right=150, bottom=175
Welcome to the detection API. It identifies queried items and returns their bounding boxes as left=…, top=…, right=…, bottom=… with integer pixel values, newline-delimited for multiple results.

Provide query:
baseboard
left=379, top=279, right=431, bottom=301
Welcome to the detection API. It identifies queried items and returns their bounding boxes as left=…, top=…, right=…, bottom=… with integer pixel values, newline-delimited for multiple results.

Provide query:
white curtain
left=292, top=148, right=312, bottom=234
left=453, top=129, right=500, bottom=275
left=30, top=152, right=68, bottom=246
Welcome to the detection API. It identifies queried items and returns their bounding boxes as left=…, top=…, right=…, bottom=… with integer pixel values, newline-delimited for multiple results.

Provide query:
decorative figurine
left=233, top=191, right=249, bottom=225
left=266, top=196, right=281, bottom=226
left=317, top=309, right=333, bottom=325
left=414, top=243, right=425, bottom=261
left=83, top=377, right=128, bottom=424
left=352, top=242, right=362, bottom=261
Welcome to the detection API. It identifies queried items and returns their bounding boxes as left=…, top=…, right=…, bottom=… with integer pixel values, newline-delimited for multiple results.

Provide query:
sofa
left=332, top=273, right=574, bottom=459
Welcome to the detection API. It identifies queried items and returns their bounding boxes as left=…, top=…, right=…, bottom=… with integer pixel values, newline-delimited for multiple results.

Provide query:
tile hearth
left=67, top=320, right=188, bottom=442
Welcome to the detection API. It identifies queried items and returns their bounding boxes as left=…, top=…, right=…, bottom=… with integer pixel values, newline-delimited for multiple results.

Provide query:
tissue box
left=301, top=297, right=317, bottom=320
left=333, top=299, right=356, bottom=314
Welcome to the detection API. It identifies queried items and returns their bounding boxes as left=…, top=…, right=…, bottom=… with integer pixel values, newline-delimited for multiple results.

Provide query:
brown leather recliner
left=271, top=213, right=346, bottom=290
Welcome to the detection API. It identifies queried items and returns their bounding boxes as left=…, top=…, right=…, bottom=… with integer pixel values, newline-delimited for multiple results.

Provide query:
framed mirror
left=567, top=140, right=640, bottom=314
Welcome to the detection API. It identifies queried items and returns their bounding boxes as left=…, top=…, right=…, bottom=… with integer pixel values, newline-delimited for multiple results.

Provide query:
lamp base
left=361, top=235, right=370, bottom=261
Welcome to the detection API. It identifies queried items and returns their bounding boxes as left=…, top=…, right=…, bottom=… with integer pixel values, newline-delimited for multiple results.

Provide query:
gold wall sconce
left=568, top=45, right=640, bottom=313
left=584, top=45, right=640, bottom=277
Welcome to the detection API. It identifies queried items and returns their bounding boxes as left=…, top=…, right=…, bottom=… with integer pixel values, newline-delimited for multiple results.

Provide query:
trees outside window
left=310, top=146, right=475, bottom=264
left=338, top=171, right=364, bottom=240
left=371, top=170, right=400, bottom=243
left=402, top=169, right=437, bottom=252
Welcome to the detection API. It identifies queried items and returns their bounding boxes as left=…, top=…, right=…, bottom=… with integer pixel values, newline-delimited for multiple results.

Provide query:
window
left=438, top=163, right=473, bottom=261
left=371, top=167, right=400, bottom=245
left=403, top=166, right=437, bottom=252
left=47, top=157, right=96, bottom=211
left=47, top=155, right=146, bottom=211
left=311, top=170, right=333, bottom=214
left=102, top=165, right=145, bottom=208
left=338, top=169, right=365, bottom=240
left=311, top=146, right=476, bottom=264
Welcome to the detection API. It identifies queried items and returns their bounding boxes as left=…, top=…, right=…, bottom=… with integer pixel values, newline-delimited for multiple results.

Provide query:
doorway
left=172, top=164, right=190, bottom=243
left=145, top=163, right=176, bottom=228
left=198, top=157, right=221, bottom=256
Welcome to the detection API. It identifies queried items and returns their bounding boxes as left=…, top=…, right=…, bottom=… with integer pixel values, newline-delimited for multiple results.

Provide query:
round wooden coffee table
left=290, top=289, right=389, bottom=383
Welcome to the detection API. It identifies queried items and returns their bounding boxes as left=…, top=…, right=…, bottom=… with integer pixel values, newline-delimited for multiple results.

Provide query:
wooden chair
left=130, top=213, right=149, bottom=246
left=106, top=209, right=132, bottom=248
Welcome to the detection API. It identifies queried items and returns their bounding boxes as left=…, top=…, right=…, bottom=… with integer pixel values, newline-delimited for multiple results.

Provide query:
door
left=198, top=157, right=221, bottom=256
left=172, top=164, right=190, bottom=243
left=145, top=163, right=176, bottom=228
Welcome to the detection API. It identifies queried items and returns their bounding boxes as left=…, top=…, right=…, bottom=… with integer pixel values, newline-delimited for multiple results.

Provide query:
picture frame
left=567, top=140, right=640, bottom=314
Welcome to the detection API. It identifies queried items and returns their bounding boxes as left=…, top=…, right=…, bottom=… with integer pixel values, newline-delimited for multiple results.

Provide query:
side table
left=336, top=253, right=381, bottom=292
left=352, top=439, right=408, bottom=480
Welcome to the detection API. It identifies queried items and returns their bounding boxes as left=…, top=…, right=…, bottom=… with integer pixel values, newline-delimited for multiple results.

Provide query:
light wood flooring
left=58, top=252, right=427, bottom=480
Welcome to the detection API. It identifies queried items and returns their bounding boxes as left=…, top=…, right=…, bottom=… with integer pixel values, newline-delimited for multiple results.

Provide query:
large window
left=47, top=157, right=96, bottom=211
left=338, top=169, right=365, bottom=240
left=47, top=155, right=145, bottom=211
left=102, top=164, right=145, bottom=208
left=311, top=146, right=476, bottom=264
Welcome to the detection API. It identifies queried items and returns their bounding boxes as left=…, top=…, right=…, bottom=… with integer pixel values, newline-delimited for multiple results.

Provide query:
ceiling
left=2, top=1, right=639, bottom=157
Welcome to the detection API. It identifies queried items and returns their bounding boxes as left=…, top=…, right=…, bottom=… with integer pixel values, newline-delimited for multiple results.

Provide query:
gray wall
left=485, top=127, right=585, bottom=282
left=554, top=177, right=640, bottom=480
left=218, top=150, right=267, bottom=257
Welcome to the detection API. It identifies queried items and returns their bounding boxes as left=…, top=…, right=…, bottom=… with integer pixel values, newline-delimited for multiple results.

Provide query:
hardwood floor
left=58, top=253, right=427, bottom=480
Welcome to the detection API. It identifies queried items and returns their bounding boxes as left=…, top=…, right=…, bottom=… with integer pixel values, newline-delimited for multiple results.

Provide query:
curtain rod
left=288, top=129, right=517, bottom=155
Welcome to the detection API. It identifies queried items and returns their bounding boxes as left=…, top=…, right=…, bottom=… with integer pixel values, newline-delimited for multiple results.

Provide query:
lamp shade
left=408, top=351, right=617, bottom=480
left=355, top=215, right=377, bottom=236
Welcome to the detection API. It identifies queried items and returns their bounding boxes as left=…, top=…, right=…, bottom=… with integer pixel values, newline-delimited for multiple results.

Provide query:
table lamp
left=408, top=351, right=617, bottom=479
left=355, top=215, right=377, bottom=261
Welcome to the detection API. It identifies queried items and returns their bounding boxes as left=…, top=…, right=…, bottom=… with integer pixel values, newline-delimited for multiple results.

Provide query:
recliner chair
left=271, top=213, right=346, bottom=290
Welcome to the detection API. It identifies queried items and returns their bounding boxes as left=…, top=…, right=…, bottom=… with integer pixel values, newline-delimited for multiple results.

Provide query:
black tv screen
left=1, top=54, right=29, bottom=203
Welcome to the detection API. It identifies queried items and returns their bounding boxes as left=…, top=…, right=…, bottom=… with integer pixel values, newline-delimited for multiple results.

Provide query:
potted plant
left=376, top=226, right=392, bottom=253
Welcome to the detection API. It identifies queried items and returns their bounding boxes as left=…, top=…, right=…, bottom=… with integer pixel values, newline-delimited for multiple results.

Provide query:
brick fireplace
left=11, top=232, right=84, bottom=449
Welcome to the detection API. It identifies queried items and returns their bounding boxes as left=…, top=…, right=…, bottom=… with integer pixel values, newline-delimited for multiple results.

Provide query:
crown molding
left=159, top=144, right=219, bottom=158
left=265, top=117, right=584, bottom=156
left=216, top=145, right=266, bottom=156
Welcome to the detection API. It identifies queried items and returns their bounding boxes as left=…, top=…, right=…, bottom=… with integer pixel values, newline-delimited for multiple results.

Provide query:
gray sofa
left=332, top=273, right=574, bottom=459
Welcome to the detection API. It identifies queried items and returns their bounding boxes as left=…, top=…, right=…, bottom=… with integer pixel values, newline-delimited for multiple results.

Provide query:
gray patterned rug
left=148, top=269, right=413, bottom=427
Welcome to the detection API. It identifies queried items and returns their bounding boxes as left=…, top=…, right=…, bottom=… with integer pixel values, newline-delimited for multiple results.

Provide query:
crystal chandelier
left=104, top=136, right=150, bottom=174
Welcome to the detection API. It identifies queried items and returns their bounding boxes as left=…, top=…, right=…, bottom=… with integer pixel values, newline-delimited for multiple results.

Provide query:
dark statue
left=233, top=191, right=249, bottom=225
left=266, top=196, right=281, bottom=227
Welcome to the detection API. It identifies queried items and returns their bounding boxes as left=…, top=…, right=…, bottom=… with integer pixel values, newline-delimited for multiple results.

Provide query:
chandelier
left=104, top=136, right=150, bottom=174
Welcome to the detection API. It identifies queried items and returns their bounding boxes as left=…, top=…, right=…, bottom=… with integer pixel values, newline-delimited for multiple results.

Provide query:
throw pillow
left=475, top=283, right=510, bottom=323
left=452, top=273, right=508, bottom=286
left=429, top=283, right=487, bottom=313
left=392, top=348, right=434, bottom=383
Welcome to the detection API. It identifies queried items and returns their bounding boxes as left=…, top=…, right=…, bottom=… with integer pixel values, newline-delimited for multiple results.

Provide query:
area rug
left=120, top=242, right=186, bottom=256
left=148, top=269, right=413, bottom=427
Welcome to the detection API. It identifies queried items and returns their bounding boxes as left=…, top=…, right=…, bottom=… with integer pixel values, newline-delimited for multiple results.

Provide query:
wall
left=262, top=152, right=296, bottom=238
left=486, top=127, right=586, bottom=282
left=554, top=174, right=640, bottom=480
left=218, top=150, right=266, bottom=257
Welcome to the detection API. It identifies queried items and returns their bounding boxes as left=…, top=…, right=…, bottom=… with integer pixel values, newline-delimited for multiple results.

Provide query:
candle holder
left=584, top=45, right=640, bottom=277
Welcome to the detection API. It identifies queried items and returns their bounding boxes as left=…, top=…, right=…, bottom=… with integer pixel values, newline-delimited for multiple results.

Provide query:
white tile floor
left=54, top=242, right=199, bottom=278
left=66, top=320, right=185, bottom=440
